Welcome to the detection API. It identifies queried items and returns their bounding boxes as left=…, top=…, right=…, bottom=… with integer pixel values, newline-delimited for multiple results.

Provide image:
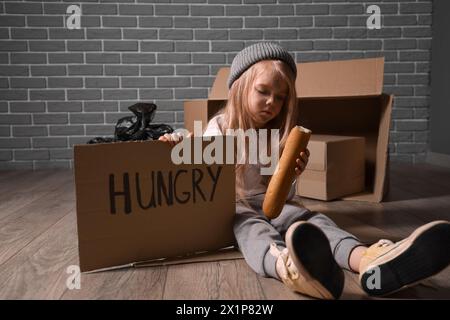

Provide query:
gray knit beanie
left=227, top=42, right=297, bottom=89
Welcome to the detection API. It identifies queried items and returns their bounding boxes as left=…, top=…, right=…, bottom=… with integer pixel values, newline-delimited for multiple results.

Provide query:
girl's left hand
left=294, top=148, right=310, bottom=176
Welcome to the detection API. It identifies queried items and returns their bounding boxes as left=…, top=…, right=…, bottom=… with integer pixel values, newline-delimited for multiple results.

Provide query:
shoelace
left=269, top=243, right=288, bottom=260
left=374, top=239, right=394, bottom=248
left=269, top=243, right=299, bottom=280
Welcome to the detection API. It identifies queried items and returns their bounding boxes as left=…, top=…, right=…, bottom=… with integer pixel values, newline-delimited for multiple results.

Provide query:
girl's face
left=247, top=69, right=288, bottom=128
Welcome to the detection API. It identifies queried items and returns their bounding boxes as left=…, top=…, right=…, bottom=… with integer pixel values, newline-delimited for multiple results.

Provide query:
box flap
left=183, top=100, right=227, bottom=134
left=341, top=94, right=393, bottom=202
left=208, top=58, right=384, bottom=100
left=296, top=95, right=392, bottom=203
left=184, top=100, right=209, bottom=134
left=209, top=67, right=230, bottom=100
left=296, top=57, right=384, bottom=98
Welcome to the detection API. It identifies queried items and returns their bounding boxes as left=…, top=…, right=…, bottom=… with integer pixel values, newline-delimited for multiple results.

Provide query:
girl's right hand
left=158, top=131, right=193, bottom=147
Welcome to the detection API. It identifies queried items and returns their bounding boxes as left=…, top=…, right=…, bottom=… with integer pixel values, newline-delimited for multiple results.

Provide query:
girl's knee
left=233, top=213, right=269, bottom=233
left=308, top=212, right=338, bottom=227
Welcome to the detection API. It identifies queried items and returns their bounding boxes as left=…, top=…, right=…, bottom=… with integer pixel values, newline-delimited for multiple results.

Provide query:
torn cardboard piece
left=73, top=137, right=237, bottom=272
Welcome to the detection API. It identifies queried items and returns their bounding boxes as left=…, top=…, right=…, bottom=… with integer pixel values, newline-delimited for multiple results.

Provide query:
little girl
left=160, top=42, right=450, bottom=299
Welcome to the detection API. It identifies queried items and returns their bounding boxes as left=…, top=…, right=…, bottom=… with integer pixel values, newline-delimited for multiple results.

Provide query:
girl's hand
left=294, top=148, right=310, bottom=176
left=158, top=131, right=193, bottom=147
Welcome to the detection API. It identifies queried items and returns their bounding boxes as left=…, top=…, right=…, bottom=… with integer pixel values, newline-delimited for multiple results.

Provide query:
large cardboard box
left=184, top=57, right=393, bottom=203
left=297, top=135, right=365, bottom=201
left=73, top=138, right=238, bottom=272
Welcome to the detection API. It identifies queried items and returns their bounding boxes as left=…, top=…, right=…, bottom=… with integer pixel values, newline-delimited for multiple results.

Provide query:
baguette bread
left=263, top=126, right=311, bottom=219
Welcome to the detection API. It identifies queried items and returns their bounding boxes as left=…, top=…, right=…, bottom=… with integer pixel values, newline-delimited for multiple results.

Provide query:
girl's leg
left=235, top=196, right=345, bottom=299
left=234, top=199, right=285, bottom=279
left=348, top=245, right=368, bottom=273
left=266, top=197, right=364, bottom=272
left=358, top=220, right=450, bottom=296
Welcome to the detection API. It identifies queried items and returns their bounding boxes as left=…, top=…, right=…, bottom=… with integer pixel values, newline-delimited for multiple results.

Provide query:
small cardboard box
left=184, top=57, right=393, bottom=203
left=73, top=138, right=238, bottom=272
left=297, top=135, right=365, bottom=201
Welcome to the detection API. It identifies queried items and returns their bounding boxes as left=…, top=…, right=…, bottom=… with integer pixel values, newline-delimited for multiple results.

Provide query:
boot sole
left=360, top=220, right=450, bottom=297
left=286, top=222, right=345, bottom=300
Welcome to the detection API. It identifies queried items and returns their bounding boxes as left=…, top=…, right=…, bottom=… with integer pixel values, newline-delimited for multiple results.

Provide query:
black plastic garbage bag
left=86, top=102, right=174, bottom=144
left=115, top=102, right=173, bottom=141
left=144, top=124, right=174, bottom=140
left=86, top=137, right=115, bottom=144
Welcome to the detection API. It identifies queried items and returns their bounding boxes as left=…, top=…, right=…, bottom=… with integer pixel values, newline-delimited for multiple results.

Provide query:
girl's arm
left=158, top=131, right=192, bottom=147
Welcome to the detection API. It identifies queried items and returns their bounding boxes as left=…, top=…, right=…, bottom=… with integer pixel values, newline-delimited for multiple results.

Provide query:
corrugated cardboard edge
left=135, top=247, right=243, bottom=268
left=82, top=247, right=243, bottom=274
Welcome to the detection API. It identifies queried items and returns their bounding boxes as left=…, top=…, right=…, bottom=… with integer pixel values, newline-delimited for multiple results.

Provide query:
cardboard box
left=73, top=138, right=239, bottom=272
left=297, top=135, right=365, bottom=201
left=184, top=57, right=393, bottom=203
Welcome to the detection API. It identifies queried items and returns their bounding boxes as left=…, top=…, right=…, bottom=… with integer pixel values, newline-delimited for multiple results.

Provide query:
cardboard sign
left=74, top=138, right=236, bottom=272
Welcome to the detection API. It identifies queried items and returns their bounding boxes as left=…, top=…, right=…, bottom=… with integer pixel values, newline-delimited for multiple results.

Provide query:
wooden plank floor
left=0, top=162, right=449, bottom=300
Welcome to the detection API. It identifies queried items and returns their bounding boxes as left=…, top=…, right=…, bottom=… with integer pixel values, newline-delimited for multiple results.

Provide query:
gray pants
left=234, top=194, right=363, bottom=279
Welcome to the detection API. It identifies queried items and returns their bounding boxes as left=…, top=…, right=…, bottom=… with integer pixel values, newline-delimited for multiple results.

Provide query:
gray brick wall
left=0, top=0, right=433, bottom=169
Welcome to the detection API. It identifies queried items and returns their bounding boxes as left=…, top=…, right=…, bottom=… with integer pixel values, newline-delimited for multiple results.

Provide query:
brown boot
left=270, top=221, right=344, bottom=300
left=359, top=220, right=450, bottom=296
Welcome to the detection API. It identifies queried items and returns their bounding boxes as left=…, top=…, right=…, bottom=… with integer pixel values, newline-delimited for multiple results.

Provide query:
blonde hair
left=215, top=60, right=298, bottom=202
